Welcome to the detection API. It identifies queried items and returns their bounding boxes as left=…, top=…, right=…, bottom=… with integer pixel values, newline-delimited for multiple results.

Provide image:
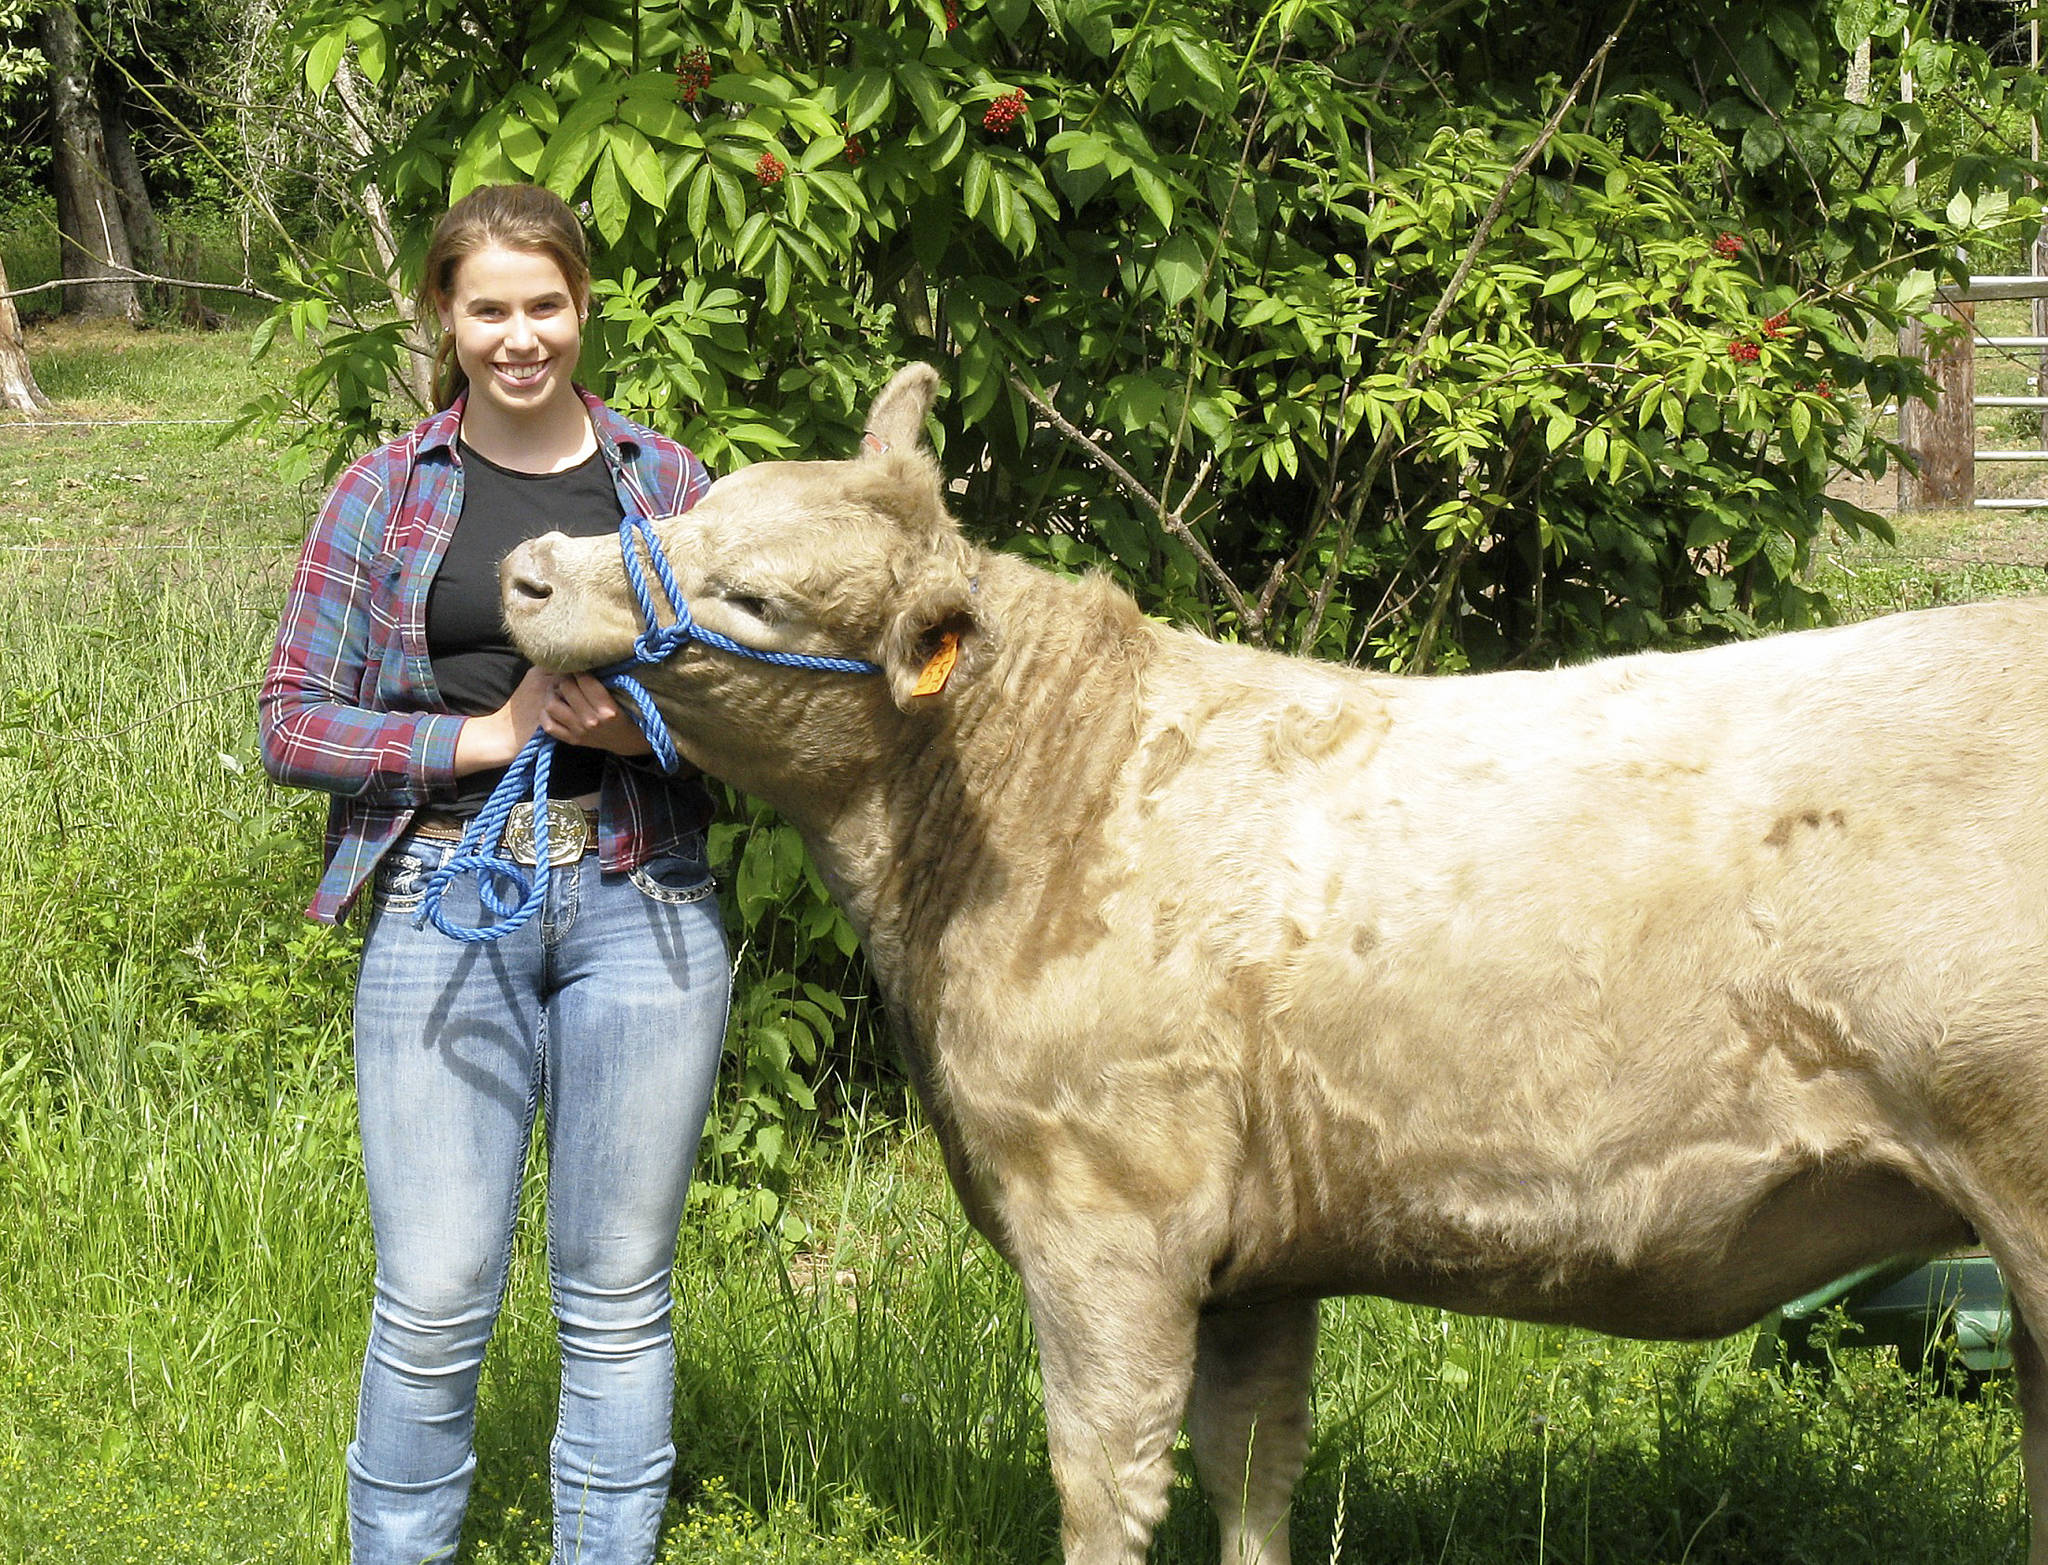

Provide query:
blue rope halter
left=413, top=511, right=882, bottom=943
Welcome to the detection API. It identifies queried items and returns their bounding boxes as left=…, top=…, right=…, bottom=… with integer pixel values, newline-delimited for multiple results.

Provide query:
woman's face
left=438, top=244, right=585, bottom=427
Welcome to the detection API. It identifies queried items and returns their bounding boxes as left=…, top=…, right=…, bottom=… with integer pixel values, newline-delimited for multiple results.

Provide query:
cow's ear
left=881, top=561, right=979, bottom=712
left=861, top=363, right=941, bottom=458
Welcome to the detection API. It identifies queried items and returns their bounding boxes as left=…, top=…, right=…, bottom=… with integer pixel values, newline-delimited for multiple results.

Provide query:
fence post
left=1899, top=298, right=1976, bottom=509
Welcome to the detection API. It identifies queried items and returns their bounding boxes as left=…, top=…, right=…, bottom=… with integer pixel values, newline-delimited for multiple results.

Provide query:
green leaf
left=842, top=69, right=893, bottom=134
left=500, top=117, right=545, bottom=175
left=686, top=163, right=714, bottom=235
left=607, top=124, right=669, bottom=209
left=1064, top=0, right=1114, bottom=56
left=962, top=150, right=992, bottom=222
left=1895, top=269, right=1936, bottom=315
left=1152, top=231, right=1205, bottom=307
left=618, top=93, right=694, bottom=146
left=712, top=72, right=795, bottom=107
left=713, top=166, right=746, bottom=231
left=451, top=115, right=520, bottom=200
left=589, top=149, right=629, bottom=244
left=733, top=211, right=775, bottom=271
left=1763, top=9, right=1822, bottom=78
left=1049, top=129, right=1111, bottom=171
left=353, top=24, right=387, bottom=85
left=303, top=29, right=346, bottom=96
left=1130, top=164, right=1176, bottom=228
left=897, top=61, right=949, bottom=129
left=506, top=84, right=560, bottom=133
left=1582, top=426, right=1609, bottom=479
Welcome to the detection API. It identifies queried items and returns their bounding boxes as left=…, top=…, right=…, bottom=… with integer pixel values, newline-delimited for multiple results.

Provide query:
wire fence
left=0, top=542, right=297, bottom=553
left=0, top=417, right=242, bottom=429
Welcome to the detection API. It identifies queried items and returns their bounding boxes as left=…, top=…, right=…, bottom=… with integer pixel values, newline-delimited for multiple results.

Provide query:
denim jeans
left=346, top=831, right=729, bottom=1565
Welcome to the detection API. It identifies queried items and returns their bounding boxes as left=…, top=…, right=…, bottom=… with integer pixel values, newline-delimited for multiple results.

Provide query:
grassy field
left=0, top=320, right=2036, bottom=1563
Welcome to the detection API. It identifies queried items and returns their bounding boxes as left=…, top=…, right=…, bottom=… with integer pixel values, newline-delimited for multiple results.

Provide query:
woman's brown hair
left=419, top=184, right=592, bottom=409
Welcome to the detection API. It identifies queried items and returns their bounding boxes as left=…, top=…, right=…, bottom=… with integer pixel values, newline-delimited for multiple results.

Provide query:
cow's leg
left=1186, top=1296, right=1318, bottom=1565
left=1956, top=1182, right=2048, bottom=1560
left=2009, top=1302, right=2048, bottom=1565
left=1020, top=1237, right=1202, bottom=1565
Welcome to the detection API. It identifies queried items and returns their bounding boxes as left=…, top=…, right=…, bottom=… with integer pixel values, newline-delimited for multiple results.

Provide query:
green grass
left=0, top=325, right=2032, bottom=1563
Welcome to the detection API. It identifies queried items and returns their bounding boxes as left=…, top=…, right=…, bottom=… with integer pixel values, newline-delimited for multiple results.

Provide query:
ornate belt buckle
left=502, top=800, right=589, bottom=867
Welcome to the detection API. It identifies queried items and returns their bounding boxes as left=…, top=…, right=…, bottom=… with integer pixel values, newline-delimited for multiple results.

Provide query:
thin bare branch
left=1010, top=374, right=1259, bottom=632
left=1, top=268, right=281, bottom=305
left=1407, top=531, right=1475, bottom=674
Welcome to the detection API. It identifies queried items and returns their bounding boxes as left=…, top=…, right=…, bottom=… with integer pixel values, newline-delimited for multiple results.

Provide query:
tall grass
left=0, top=327, right=2031, bottom=1562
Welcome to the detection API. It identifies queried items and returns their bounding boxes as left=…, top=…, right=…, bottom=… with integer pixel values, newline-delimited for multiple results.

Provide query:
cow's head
left=502, top=364, right=982, bottom=796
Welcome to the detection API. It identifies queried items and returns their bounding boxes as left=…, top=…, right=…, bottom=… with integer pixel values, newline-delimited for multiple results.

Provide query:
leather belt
left=411, top=801, right=599, bottom=867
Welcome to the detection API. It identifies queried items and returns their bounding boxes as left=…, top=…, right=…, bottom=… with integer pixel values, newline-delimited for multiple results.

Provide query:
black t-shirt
left=427, top=439, right=624, bottom=803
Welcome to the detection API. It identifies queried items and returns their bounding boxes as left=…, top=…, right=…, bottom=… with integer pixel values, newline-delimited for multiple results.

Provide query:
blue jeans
left=346, top=832, right=729, bottom=1565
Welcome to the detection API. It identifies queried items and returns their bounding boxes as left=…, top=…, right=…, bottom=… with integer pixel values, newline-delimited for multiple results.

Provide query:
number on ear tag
left=911, top=631, right=961, bottom=697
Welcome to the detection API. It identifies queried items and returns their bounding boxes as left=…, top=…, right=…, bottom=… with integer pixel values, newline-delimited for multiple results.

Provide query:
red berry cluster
left=982, top=88, right=1028, bottom=133
left=677, top=47, right=711, bottom=104
left=755, top=150, right=786, bottom=185
left=1816, top=378, right=1833, bottom=399
left=1762, top=312, right=1789, bottom=339
left=844, top=134, right=867, bottom=165
left=1712, top=232, right=1744, bottom=259
left=1728, top=340, right=1760, bottom=364
left=944, top=0, right=960, bottom=29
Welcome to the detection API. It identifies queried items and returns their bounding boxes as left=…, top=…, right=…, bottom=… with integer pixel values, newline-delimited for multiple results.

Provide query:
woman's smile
left=438, top=244, right=586, bottom=437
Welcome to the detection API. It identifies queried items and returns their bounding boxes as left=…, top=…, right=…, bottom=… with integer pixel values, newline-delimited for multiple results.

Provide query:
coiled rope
left=414, top=511, right=882, bottom=942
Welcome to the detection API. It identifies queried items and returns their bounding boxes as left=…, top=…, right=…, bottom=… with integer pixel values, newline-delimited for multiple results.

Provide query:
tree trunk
left=335, top=59, right=432, bottom=406
left=39, top=0, right=141, bottom=323
left=1899, top=301, right=1976, bottom=510
left=0, top=254, right=51, bottom=412
left=103, top=92, right=167, bottom=308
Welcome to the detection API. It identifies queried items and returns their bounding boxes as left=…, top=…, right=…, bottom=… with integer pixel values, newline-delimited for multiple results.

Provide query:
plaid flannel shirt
left=260, top=391, right=714, bottom=923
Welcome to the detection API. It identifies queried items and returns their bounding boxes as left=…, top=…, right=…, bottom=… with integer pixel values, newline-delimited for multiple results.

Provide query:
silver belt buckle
left=502, top=800, right=589, bottom=867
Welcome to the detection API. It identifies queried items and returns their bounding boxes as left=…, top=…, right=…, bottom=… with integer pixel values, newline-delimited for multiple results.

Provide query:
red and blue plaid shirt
left=260, top=391, right=714, bottom=923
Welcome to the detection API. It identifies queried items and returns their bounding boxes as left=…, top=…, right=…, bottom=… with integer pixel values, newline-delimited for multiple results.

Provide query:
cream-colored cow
left=504, top=364, right=2048, bottom=1565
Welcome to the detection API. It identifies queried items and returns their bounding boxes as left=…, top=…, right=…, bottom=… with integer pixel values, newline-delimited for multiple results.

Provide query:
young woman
left=260, top=184, right=729, bottom=1564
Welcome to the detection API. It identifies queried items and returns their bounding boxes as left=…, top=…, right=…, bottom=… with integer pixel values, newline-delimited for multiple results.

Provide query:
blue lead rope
left=414, top=511, right=882, bottom=943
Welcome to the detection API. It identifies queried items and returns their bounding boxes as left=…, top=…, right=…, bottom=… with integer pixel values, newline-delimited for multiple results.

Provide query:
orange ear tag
left=911, top=631, right=961, bottom=697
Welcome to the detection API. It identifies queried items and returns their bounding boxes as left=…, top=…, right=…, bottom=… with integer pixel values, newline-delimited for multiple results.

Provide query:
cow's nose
left=502, top=538, right=556, bottom=604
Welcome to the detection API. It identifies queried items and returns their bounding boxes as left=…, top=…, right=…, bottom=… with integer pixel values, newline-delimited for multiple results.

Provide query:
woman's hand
left=454, top=665, right=560, bottom=775
left=455, top=669, right=653, bottom=774
left=540, top=672, right=654, bottom=756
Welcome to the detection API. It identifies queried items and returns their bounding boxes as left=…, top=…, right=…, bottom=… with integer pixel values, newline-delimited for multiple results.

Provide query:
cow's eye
left=727, top=592, right=775, bottom=622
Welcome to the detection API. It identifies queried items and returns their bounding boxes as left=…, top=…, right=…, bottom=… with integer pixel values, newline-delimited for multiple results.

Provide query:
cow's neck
left=806, top=554, right=1152, bottom=1025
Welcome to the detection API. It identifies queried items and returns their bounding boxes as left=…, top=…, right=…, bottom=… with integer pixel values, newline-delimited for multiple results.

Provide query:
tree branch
left=1009, top=373, right=1259, bottom=632
left=1299, top=0, right=1642, bottom=652
left=0, top=268, right=281, bottom=304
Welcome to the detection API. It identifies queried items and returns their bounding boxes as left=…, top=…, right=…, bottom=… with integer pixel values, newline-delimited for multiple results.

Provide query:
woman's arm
left=259, top=449, right=469, bottom=803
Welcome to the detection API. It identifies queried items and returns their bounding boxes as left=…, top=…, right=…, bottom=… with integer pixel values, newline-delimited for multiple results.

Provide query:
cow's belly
left=1186, top=896, right=1994, bottom=1335
left=1223, top=1114, right=1973, bottom=1339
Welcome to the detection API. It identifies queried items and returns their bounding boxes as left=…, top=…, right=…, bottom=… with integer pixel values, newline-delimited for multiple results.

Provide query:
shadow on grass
left=1288, top=1359, right=2024, bottom=1564
left=464, top=1281, right=2024, bottom=1565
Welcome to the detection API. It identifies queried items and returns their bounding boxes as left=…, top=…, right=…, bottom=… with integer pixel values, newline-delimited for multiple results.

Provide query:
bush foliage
left=266, top=0, right=2043, bottom=667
